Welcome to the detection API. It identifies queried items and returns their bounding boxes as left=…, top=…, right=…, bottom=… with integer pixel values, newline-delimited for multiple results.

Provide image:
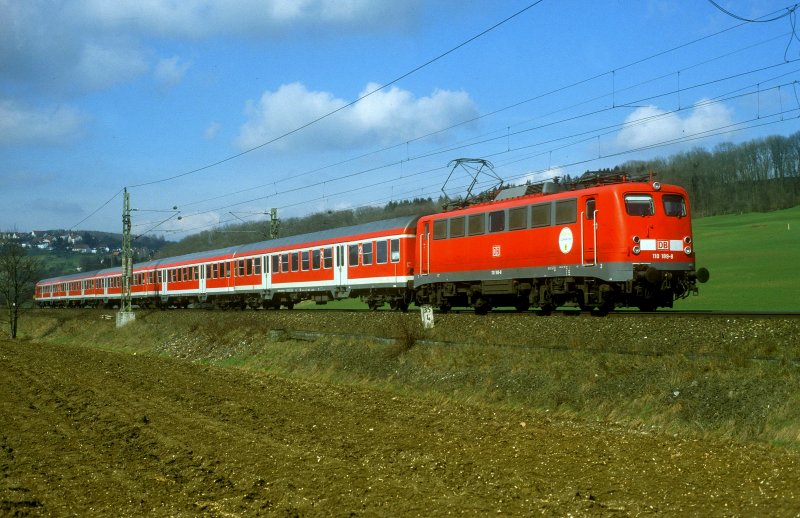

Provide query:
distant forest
left=156, top=198, right=440, bottom=258
left=157, top=131, right=800, bottom=258
left=622, top=131, right=800, bottom=217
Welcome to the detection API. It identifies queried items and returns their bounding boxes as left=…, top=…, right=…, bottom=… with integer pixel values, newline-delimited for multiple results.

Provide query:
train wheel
left=537, top=304, right=555, bottom=316
left=637, top=301, right=657, bottom=312
left=474, top=297, right=492, bottom=315
left=514, top=298, right=529, bottom=312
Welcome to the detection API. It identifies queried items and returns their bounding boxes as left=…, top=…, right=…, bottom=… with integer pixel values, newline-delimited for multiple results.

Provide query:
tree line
left=155, top=197, right=440, bottom=258
left=157, top=131, right=800, bottom=258
left=622, top=131, right=800, bottom=217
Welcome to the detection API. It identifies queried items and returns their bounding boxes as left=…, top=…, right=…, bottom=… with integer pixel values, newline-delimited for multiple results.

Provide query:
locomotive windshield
left=663, top=194, right=687, bottom=217
left=624, top=194, right=655, bottom=216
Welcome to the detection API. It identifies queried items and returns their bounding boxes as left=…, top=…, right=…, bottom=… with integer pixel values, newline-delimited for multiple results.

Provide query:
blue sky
left=2, top=0, right=798, bottom=239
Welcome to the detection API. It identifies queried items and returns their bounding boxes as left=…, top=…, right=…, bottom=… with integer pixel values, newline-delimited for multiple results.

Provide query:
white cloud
left=154, top=56, right=192, bottom=91
left=74, top=41, right=150, bottom=92
left=74, top=0, right=424, bottom=37
left=615, top=99, right=734, bottom=150
left=204, top=122, right=221, bottom=140
left=235, top=82, right=478, bottom=151
left=0, top=99, right=87, bottom=145
left=0, top=1, right=424, bottom=99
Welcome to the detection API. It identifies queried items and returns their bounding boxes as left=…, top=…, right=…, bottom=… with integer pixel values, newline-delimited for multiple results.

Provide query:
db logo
left=657, top=240, right=669, bottom=250
left=492, top=245, right=501, bottom=257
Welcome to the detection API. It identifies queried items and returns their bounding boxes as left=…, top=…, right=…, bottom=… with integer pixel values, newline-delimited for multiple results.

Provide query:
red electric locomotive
left=414, top=173, right=709, bottom=313
left=35, top=173, right=708, bottom=314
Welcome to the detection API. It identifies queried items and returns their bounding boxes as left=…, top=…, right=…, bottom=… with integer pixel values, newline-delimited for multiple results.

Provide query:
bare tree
left=0, top=240, right=41, bottom=339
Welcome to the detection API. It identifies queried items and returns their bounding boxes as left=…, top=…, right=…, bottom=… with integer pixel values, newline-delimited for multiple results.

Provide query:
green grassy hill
left=681, top=205, right=800, bottom=311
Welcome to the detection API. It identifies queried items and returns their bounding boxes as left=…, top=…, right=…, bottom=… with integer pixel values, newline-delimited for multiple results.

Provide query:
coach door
left=335, top=245, right=347, bottom=287
left=420, top=222, right=430, bottom=275
left=581, top=197, right=598, bottom=266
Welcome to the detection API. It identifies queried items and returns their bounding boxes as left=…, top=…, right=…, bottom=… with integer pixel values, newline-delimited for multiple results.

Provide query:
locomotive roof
left=37, top=215, right=420, bottom=284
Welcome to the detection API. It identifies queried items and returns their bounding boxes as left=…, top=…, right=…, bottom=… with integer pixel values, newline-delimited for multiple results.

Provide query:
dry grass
left=17, top=308, right=800, bottom=448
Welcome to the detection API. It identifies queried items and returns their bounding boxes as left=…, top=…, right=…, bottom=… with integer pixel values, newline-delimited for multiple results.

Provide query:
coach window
left=585, top=198, right=596, bottom=220
left=272, top=255, right=280, bottom=273
left=468, top=213, right=485, bottom=236
left=376, top=240, right=388, bottom=264
left=290, top=253, right=298, bottom=272
left=236, top=260, right=245, bottom=276
left=625, top=194, right=655, bottom=217
left=433, top=219, right=448, bottom=240
left=194, top=266, right=199, bottom=280
left=225, top=262, right=231, bottom=278
left=449, top=216, right=465, bottom=238
left=390, top=239, right=400, bottom=262
left=362, top=242, right=373, bottom=265
left=254, top=257, right=262, bottom=275
left=302, top=251, right=310, bottom=271
left=489, top=210, right=506, bottom=233
left=348, top=244, right=359, bottom=266
left=312, top=249, right=321, bottom=270
left=663, top=194, right=687, bottom=217
left=555, top=199, right=577, bottom=225
left=323, top=247, right=333, bottom=269
left=281, top=253, right=289, bottom=273
left=245, top=259, right=252, bottom=276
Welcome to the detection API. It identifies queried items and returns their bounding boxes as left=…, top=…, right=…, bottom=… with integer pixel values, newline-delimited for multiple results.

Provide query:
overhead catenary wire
left=75, top=2, right=799, bottom=236
left=126, top=0, right=546, bottom=190
left=164, top=65, right=799, bottom=229
left=165, top=23, right=799, bottom=221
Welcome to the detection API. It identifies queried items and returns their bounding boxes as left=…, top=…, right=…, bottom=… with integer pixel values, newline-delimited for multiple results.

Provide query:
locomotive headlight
left=652, top=182, right=661, bottom=191
left=632, top=245, right=641, bottom=255
left=684, top=246, right=692, bottom=255
left=684, top=236, right=692, bottom=244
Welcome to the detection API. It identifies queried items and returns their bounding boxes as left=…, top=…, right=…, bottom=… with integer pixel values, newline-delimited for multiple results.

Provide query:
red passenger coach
left=34, top=217, right=419, bottom=310
left=413, top=175, right=708, bottom=313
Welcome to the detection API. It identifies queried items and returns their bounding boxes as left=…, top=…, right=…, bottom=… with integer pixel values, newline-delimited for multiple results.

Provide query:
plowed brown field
left=2, top=334, right=799, bottom=516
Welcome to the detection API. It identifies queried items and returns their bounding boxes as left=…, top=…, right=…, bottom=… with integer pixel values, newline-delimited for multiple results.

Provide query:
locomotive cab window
left=585, top=198, right=596, bottom=220
left=663, top=194, right=687, bottom=217
left=625, top=194, right=655, bottom=217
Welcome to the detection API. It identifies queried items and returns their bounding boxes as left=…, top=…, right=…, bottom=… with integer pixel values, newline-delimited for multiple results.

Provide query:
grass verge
left=17, top=309, right=800, bottom=448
